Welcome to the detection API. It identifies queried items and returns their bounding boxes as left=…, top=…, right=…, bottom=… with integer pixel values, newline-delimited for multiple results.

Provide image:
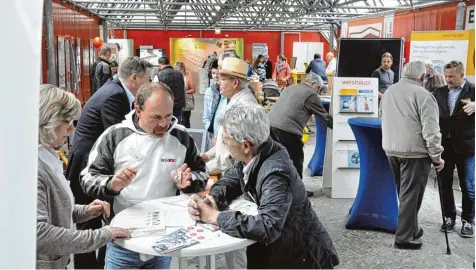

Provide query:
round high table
left=111, top=196, right=258, bottom=269
left=308, top=96, right=331, bottom=176
left=345, top=117, right=398, bottom=233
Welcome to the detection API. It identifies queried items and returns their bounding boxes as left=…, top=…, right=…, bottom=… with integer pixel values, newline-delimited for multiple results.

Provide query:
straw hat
left=219, top=57, right=250, bottom=80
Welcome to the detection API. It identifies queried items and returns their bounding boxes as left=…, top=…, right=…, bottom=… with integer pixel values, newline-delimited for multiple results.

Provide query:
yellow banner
left=339, top=88, right=358, bottom=96
left=411, top=31, right=470, bottom=41
left=468, top=29, right=475, bottom=76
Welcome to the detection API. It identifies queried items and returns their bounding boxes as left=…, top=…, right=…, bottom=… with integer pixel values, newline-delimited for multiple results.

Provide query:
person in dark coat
left=433, top=60, right=475, bottom=237
left=90, top=46, right=112, bottom=96
left=264, top=54, right=273, bottom=79
left=66, top=56, right=152, bottom=269
left=153, top=56, right=186, bottom=123
left=188, top=103, right=339, bottom=269
left=306, top=53, right=328, bottom=83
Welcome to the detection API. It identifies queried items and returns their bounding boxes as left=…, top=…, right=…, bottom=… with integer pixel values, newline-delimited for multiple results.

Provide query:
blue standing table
left=346, top=117, right=398, bottom=233
left=308, top=97, right=331, bottom=176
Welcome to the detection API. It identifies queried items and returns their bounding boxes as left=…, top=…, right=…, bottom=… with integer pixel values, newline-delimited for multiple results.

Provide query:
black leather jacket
left=156, top=66, right=185, bottom=109
left=209, top=138, right=339, bottom=269
left=90, top=57, right=112, bottom=96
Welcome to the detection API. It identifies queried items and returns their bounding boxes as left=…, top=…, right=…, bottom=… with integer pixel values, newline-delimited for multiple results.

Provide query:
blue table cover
left=346, top=117, right=398, bottom=233
left=307, top=97, right=331, bottom=176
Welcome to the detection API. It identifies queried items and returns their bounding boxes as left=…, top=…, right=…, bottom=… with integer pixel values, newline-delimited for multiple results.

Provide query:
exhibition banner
left=410, top=31, right=470, bottom=76
left=170, top=38, right=244, bottom=87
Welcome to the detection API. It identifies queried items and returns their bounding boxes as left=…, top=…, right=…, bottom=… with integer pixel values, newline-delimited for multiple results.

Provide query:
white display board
left=322, top=77, right=379, bottom=198
left=292, top=42, right=324, bottom=71
left=108, top=39, right=134, bottom=65
left=409, top=31, right=469, bottom=75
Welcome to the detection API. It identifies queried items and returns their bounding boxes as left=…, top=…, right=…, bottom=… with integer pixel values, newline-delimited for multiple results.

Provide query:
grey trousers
left=388, top=156, right=431, bottom=243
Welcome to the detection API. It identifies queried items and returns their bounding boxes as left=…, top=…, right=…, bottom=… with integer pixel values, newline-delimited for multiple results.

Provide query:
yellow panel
left=411, top=31, right=470, bottom=41
left=467, top=29, right=475, bottom=76
left=339, top=88, right=358, bottom=96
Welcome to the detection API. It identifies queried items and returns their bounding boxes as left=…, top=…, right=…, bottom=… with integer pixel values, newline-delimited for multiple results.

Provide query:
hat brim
left=219, top=70, right=250, bottom=80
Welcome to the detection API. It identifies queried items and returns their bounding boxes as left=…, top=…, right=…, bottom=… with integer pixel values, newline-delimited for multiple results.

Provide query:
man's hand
left=201, top=153, right=210, bottom=163
left=188, top=194, right=219, bottom=224
left=172, top=163, right=192, bottom=189
left=433, top=158, right=445, bottom=172
left=87, top=199, right=111, bottom=217
left=378, top=92, right=383, bottom=98
left=461, top=99, right=475, bottom=115
left=110, top=168, right=137, bottom=192
left=105, top=226, right=131, bottom=240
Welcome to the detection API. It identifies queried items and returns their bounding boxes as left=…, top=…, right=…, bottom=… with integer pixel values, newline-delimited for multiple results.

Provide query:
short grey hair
left=136, top=82, right=174, bottom=110
left=221, top=102, right=269, bottom=147
left=119, top=56, right=153, bottom=80
left=39, top=84, right=81, bottom=147
left=403, top=61, right=426, bottom=81
left=99, top=46, right=112, bottom=56
left=424, top=60, right=434, bottom=71
left=305, top=72, right=324, bottom=87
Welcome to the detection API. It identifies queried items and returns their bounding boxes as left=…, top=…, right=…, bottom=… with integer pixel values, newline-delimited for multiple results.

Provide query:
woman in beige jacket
left=36, top=84, right=130, bottom=269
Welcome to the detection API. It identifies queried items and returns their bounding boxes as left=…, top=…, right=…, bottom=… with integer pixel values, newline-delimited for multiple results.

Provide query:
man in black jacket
left=188, top=103, right=339, bottom=269
left=153, top=56, right=185, bottom=123
left=66, top=56, right=153, bottom=269
left=90, top=46, right=112, bottom=95
left=264, top=54, right=273, bottom=79
left=434, top=60, right=475, bottom=238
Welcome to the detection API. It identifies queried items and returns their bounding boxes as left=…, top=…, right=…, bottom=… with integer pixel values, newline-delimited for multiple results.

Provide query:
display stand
left=322, top=77, right=379, bottom=198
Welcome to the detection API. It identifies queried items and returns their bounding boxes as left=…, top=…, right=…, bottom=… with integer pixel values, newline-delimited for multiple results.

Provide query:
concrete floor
left=187, top=93, right=474, bottom=269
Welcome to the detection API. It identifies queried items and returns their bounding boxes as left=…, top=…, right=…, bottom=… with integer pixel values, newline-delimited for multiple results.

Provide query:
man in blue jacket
left=306, top=53, right=328, bottom=84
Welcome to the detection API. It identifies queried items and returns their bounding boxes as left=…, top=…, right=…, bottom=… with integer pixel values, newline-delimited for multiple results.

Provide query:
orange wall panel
left=393, top=2, right=459, bottom=41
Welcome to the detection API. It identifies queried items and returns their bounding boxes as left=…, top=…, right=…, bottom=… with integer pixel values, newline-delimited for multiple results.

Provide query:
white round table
left=110, top=195, right=258, bottom=269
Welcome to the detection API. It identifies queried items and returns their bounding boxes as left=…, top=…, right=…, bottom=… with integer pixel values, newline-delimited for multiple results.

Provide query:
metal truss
left=67, top=0, right=457, bottom=30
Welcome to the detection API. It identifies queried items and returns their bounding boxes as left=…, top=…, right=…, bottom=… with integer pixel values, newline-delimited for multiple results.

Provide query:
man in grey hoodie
left=381, top=61, right=445, bottom=250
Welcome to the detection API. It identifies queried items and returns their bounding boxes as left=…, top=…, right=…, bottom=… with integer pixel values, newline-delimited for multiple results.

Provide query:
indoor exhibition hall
left=1, top=0, right=475, bottom=269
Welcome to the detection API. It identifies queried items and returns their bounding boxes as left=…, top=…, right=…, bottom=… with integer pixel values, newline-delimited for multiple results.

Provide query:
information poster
left=65, top=39, right=72, bottom=91
left=252, top=43, right=268, bottom=60
left=339, top=88, right=374, bottom=113
left=170, top=38, right=244, bottom=88
left=410, top=31, right=470, bottom=75
left=57, top=36, right=66, bottom=88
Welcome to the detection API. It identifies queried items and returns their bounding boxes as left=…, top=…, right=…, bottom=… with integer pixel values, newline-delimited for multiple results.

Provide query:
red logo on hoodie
left=161, top=158, right=176, bottom=162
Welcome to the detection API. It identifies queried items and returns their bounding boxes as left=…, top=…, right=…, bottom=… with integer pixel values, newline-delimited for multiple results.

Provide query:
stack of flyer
left=119, top=211, right=166, bottom=238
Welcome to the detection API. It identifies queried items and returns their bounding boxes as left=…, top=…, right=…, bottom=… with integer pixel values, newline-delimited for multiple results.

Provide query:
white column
left=0, top=1, right=43, bottom=268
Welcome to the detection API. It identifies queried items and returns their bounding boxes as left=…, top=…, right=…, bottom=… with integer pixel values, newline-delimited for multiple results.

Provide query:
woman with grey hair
left=36, top=84, right=130, bottom=269
left=188, top=102, right=339, bottom=269
left=423, top=60, right=446, bottom=93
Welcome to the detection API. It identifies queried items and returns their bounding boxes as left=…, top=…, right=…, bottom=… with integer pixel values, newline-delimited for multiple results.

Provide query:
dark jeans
left=182, top=110, right=191, bottom=128
left=440, top=142, right=475, bottom=223
left=388, top=156, right=431, bottom=243
left=269, top=127, right=304, bottom=179
left=173, top=108, right=183, bottom=124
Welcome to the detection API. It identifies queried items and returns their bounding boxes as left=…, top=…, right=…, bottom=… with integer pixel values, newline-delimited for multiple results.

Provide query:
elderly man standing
left=202, top=57, right=257, bottom=174
left=188, top=103, right=339, bottom=269
left=269, top=72, right=333, bottom=197
left=326, top=52, right=337, bottom=74
left=81, top=82, right=208, bottom=269
left=67, top=56, right=152, bottom=269
left=434, top=60, right=475, bottom=237
left=381, top=61, right=445, bottom=250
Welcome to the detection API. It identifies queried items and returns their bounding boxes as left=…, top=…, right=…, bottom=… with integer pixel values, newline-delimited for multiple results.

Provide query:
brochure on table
left=322, top=77, right=379, bottom=198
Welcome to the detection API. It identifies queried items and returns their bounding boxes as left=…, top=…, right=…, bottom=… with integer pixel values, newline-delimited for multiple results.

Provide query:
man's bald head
left=326, top=52, right=335, bottom=63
